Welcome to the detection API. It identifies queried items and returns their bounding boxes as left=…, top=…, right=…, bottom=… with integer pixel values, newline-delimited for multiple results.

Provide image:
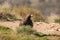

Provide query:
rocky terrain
left=0, top=21, right=60, bottom=35
left=33, top=22, right=60, bottom=35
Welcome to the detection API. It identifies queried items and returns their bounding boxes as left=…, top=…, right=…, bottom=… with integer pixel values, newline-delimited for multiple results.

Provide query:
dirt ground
left=33, top=22, right=60, bottom=35
left=0, top=21, right=20, bottom=31
left=0, top=21, right=60, bottom=35
left=33, top=22, right=60, bottom=40
left=0, top=21, right=60, bottom=40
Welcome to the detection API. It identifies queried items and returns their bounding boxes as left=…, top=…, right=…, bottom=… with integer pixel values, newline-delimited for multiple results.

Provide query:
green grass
left=0, top=26, right=11, bottom=30
left=17, top=25, right=34, bottom=34
left=0, top=25, right=49, bottom=40
left=1, top=25, right=60, bottom=40
left=54, top=18, right=60, bottom=24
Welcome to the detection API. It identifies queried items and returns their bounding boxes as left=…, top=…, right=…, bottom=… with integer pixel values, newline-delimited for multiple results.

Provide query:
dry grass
left=0, top=4, right=45, bottom=22
left=47, top=14, right=60, bottom=23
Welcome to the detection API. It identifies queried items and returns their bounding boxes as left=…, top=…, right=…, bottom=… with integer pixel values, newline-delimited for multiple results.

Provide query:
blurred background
left=0, top=0, right=60, bottom=23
